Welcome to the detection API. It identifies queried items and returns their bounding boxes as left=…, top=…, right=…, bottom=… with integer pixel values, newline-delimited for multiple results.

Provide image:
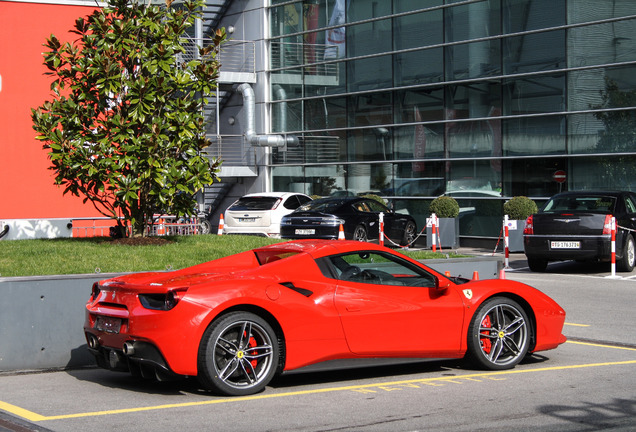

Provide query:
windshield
left=542, top=195, right=616, bottom=213
left=229, top=197, right=280, bottom=211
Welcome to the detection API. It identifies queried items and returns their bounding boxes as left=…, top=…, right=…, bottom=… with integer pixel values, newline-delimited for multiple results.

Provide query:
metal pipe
left=237, top=83, right=297, bottom=147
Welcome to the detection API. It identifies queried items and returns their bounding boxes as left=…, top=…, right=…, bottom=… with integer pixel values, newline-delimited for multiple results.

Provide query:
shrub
left=429, top=196, right=460, bottom=218
left=504, top=196, right=538, bottom=220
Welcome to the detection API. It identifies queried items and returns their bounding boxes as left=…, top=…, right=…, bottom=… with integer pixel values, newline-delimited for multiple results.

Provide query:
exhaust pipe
left=238, top=83, right=298, bottom=148
left=123, top=341, right=135, bottom=356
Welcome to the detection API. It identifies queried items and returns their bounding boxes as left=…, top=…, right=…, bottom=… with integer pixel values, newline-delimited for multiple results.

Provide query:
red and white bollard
left=610, top=216, right=616, bottom=277
left=379, top=212, right=385, bottom=247
left=503, top=215, right=510, bottom=269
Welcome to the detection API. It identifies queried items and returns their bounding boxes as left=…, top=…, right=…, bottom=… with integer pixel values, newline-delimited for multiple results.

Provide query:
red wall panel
left=0, top=1, right=102, bottom=219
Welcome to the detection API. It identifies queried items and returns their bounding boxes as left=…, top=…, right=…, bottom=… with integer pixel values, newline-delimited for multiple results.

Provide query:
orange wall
left=0, top=1, right=103, bottom=219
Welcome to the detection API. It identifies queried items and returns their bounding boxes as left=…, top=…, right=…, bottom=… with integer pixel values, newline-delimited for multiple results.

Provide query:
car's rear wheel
left=401, top=221, right=417, bottom=246
left=353, top=225, right=367, bottom=242
left=527, top=257, right=548, bottom=272
left=466, top=297, right=530, bottom=370
left=198, top=312, right=279, bottom=396
left=618, top=234, right=635, bottom=272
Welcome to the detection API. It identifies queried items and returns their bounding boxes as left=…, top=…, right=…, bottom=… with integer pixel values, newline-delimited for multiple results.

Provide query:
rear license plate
left=95, top=316, right=122, bottom=333
left=295, top=229, right=315, bottom=235
left=550, top=241, right=580, bottom=249
left=238, top=218, right=256, bottom=222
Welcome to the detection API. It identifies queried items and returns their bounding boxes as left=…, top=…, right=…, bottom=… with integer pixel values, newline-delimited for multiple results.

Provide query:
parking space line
left=2, top=357, right=636, bottom=423
left=567, top=340, right=636, bottom=351
left=564, top=322, right=589, bottom=327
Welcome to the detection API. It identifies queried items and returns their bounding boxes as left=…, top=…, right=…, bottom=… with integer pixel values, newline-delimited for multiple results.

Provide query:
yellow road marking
left=2, top=356, right=636, bottom=422
left=567, top=340, right=636, bottom=351
left=564, top=322, right=589, bottom=327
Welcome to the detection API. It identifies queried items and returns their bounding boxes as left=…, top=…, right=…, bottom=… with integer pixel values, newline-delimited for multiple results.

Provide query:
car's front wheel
left=466, top=297, right=531, bottom=370
left=618, top=234, right=635, bottom=272
left=198, top=312, right=279, bottom=396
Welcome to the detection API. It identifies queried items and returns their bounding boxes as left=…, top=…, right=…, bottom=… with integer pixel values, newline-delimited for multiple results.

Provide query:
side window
left=298, top=195, right=312, bottom=206
left=283, top=196, right=300, bottom=210
left=625, top=196, right=636, bottom=214
left=366, top=200, right=387, bottom=213
left=328, top=252, right=437, bottom=287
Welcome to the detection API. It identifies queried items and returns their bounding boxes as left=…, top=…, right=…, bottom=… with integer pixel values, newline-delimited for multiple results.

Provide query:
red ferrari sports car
left=84, top=240, right=566, bottom=396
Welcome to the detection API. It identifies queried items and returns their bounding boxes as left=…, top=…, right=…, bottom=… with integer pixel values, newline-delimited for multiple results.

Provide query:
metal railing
left=181, top=37, right=256, bottom=76
left=202, top=135, right=254, bottom=166
left=71, top=217, right=208, bottom=238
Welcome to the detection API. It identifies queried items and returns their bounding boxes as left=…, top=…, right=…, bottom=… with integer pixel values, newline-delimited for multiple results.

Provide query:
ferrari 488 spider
left=84, top=240, right=566, bottom=396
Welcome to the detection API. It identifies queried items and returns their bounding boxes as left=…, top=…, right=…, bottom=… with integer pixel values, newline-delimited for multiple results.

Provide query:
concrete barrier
left=0, top=256, right=501, bottom=373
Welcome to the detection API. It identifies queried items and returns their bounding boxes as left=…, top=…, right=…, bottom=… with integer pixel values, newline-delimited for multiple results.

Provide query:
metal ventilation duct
left=238, top=83, right=297, bottom=148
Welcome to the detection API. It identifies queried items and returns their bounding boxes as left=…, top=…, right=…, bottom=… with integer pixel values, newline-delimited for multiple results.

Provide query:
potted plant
left=427, top=196, right=460, bottom=249
left=503, top=196, right=538, bottom=252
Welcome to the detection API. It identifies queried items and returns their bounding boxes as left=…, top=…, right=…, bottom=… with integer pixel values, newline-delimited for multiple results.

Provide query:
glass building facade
left=266, top=0, right=636, bottom=237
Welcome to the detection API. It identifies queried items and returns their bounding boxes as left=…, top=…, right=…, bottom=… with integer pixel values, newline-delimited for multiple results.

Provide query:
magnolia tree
left=32, top=0, right=225, bottom=237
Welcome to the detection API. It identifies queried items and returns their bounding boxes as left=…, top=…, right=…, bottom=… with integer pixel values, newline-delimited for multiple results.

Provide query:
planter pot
left=506, top=219, right=525, bottom=253
left=426, top=217, right=459, bottom=249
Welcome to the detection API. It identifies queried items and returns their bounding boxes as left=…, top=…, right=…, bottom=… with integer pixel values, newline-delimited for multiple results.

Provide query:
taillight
left=90, top=282, right=101, bottom=301
left=165, top=288, right=188, bottom=310
left=271, top=198, right=283, bottom=210
left=602, top=214, right=613, bottom=235
left=523, top=215, right=534, bottom=235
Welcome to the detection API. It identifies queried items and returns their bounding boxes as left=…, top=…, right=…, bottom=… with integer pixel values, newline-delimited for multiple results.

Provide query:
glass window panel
left=568, top=19, right=636, bottom=68
left=570, top=155, right=636, bottom=191
left=396, top=88, right=444, bottom=123
left=302, top=96, right=347, bottom=132
left=502, top=158, right=565, bottom=198
left=568, top=0, right=636, bottom=25
left=347, top=55, right=392, bottom=92
left=347, top=20, right=392, bottom=58
left=394, top=48, right=444, bottom=86
left=394, top=0, right=442, bottom=14
left=445, top=40, right=501, bottom=80
left=348, top=92, right=392, bottom=128
left=445, top=0, right=501, bottom=42
left=270, top=3, right=302, bottom=38
left=447, top=161, right=503, bottom=237
left=347, top=0, right=390, bottom=21
left=388, top=162, right=446, bottom=197
left=503, top=115, right=566, bottom=156
left=347, top=129, right=392, bottom=162
left=446, top=81, right=502, bottom=122
left=394, top=8, right=442, bottom=50
left=272, top=165, right=308, bottom=194
left=303, top=131, right=346, bottom=164
left=393, top=123, right=445, bottom=162
left=568, top=113, right=603, bottom=154
left=503, top=0, right=565, bottom=33
left=504, top=74, right=565, bottom=115
left=504, top=30, right=565, bottom=74
left=272, top=99, right=302, bottom=133
left=305, top=164, right=347, bottom=196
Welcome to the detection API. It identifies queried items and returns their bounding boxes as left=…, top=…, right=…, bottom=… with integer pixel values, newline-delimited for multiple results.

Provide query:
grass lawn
left=0, top=235, right=461, bottom=278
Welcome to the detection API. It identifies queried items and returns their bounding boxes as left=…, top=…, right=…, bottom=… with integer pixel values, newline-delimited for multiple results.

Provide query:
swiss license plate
left=95, top=316, right=122, bottom=333
left=550, top=241, right=580, bottom=249
left=238, top=218, right=256, bottom=222
left=295, top=229, right=315, bottom=235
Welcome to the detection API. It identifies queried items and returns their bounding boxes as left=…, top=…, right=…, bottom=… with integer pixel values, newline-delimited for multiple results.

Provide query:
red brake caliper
left=480, top=315, right=492, bottom=354
left=248, top=336, right=258, bottom=368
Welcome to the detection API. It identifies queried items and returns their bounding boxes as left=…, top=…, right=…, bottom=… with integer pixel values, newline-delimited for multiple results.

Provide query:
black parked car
left=281, top=197, right=418, bottom=246
left=523, top=191, right=636, bottom=272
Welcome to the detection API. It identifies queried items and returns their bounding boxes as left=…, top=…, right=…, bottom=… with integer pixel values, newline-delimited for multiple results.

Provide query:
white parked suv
left=223, top=192, right=312, bottom=237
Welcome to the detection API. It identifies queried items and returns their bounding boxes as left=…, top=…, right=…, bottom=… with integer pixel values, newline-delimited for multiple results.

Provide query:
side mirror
left=435, top=276, right=451, bottom=291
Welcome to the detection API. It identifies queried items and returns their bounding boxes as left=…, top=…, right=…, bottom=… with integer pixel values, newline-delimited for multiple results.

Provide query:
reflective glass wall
left=268, top=0, right=636, bottom=238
